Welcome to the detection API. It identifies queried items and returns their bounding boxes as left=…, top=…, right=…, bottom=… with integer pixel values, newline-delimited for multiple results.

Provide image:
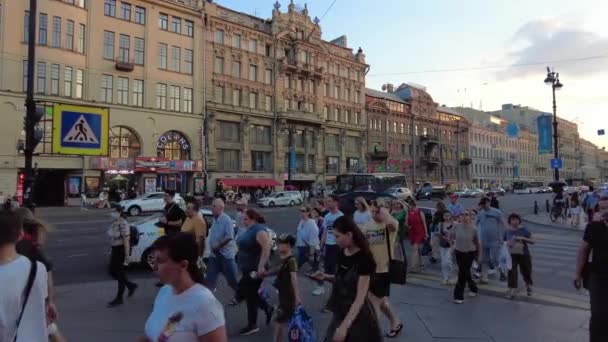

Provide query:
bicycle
left=549, top=204, right=566, bottom=223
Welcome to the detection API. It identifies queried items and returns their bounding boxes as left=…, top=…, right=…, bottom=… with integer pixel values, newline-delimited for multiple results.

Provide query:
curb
left=522, top=216, right=583, bottom=231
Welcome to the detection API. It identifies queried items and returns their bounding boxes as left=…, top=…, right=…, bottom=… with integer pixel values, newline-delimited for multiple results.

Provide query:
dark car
left=337, top=191, right=397, bottom=216
left=416, top=186, right=446, bottom=201
left=419, top=207, right=436, bottom=228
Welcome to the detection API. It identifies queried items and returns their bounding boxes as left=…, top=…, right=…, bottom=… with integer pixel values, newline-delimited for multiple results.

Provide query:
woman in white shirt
left=353, top=196, right=372, bottom=227
left=295, top=206, right=320, bottom=268
left=140, top=233, right=227, bottom=342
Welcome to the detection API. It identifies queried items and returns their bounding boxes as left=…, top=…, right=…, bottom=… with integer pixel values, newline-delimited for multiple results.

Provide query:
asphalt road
left=43, top=192, right=580, bottom=294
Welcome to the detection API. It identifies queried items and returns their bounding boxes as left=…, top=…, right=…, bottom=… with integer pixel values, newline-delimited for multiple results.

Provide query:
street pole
left=456, top=122, right=461, bottom=189
left=288, top=127, right=293, bottom=182
left=411, top=114, right=417, bottom=190
left=23, top=0, right=37, bottom=207
left=552, top=86, right=560, bottom=182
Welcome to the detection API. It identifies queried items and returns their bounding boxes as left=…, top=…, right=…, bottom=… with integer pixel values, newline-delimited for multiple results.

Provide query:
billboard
left=537, top=115, right=553, bottom=154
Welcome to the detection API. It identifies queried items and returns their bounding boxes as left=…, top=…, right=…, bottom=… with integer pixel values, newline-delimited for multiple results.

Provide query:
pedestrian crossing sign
left=52, top=104, right=109, bottom=155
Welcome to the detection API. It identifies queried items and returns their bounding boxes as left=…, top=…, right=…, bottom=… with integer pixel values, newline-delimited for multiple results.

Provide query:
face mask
left=110, top=212, right=120, bottom=219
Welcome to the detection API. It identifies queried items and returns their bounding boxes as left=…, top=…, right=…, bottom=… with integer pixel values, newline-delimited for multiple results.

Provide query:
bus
left=513, top=181, right=544, bottom=194
left=334, top=173, right=408, bottom=194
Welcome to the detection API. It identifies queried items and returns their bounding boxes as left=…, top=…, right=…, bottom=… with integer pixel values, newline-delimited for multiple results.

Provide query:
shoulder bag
left=13, top=258, right=37, bottom=342
left=385, top=227, right=407, bottom=285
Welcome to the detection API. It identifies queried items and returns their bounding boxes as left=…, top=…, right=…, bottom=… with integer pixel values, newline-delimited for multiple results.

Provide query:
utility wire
left=319, top=0, right=338, bottom=21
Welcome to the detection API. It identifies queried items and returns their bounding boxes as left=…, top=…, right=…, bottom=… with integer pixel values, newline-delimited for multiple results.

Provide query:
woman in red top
left=407, top=199, right=428, bottom=272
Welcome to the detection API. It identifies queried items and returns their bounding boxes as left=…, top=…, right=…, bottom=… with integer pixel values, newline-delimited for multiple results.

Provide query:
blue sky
left=216, top=0, right=608, bottom=146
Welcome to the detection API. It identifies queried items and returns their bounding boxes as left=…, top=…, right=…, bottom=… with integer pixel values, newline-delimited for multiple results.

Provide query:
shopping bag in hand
left=498, top=243, right=512, bottom=273
left=287, top=306, right=316, bottom=342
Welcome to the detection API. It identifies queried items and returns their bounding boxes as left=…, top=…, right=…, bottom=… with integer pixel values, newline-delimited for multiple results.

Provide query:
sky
left=215, top=0, right=608, bottom=147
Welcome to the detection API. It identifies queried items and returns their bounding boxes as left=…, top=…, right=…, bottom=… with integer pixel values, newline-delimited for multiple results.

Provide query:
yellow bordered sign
left=52, top=104, right=109, bottom=155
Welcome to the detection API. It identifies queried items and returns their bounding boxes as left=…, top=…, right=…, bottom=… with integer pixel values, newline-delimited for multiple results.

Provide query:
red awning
left=220, top=178, right=281, bottom=187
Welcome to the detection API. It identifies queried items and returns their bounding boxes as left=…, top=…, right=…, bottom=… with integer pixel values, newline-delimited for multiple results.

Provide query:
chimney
left=386, top=83, right=394, bottom=93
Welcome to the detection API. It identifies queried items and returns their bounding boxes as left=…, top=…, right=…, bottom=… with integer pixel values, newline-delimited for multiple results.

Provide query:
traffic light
left=24, top=104, right=46, bottom=152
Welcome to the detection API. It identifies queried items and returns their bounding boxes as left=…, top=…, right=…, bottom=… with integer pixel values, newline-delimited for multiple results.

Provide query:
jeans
left=454, top=250, right=478, bottom=300
left=590, top=274, right=608, bottom=342
left=480, top=243, right=500, bottom=270
left=323, top=244, right=340, bottom=275
left=205, top=255, right=239, bottom=291
left=238, top=272, right=272, bottom=326
left=109, top=246, right=135, bottom=300
left=507, top=254, right=533, bottom=289
left=440, top=247, right=454, bottom=281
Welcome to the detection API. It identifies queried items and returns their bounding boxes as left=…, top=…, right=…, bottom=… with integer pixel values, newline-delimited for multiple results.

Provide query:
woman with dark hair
left=504, top=213, right=534, bottom=299
left=234, top=209, right=273, bottom=336
left=107, top=206, right=137, bottom=307
left=311, top=216, right=382, bottom=342
left=141, top=233, right=227, bottom=342
left=406, top=199, right=428, bottom=272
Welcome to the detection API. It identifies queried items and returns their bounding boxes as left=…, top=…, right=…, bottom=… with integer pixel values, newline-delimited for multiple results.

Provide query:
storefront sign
left=157, top=131, right=190, bottom=150
left=90, top=157, right=135, bottom=171
left=169, top=160, right=204, bottom=172
left=135, top=157, right=170, bottom=172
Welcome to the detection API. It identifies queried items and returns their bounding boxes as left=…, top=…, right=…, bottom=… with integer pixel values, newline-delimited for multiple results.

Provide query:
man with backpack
left=0, top=210, right=49, bottom=341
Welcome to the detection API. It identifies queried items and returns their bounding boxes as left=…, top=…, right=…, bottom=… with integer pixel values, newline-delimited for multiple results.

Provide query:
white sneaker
left=312, top=286, right=325, bottom=296
left=488, top=268, right=497, bottom=275
left=468, top=291, right=478, bottom=297
left=453, top=299, right=464, bottom=304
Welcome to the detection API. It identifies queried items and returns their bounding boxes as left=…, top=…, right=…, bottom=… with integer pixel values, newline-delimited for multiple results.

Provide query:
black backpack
left=129, top=226, right=140, bottom=246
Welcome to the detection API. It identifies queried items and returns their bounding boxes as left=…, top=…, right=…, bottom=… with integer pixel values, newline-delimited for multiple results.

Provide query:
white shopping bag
left=498, top=243, right=512, bottom=272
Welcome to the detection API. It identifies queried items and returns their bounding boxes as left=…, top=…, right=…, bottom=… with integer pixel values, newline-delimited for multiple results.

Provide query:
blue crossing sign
left=550, top=158, right=563, bottom=169
left=52, top=104, right=109, bottom=155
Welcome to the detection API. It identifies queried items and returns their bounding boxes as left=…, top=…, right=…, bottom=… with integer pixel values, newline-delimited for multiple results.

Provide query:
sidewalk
left=56, top=274, right=589, bottom=342
left=523, top=212, right=585, bottom=231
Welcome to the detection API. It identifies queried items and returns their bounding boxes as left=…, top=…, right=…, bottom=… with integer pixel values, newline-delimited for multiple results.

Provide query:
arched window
left=109, top=126, right=141, bottom=158
left=156, top=130, right=191, bottom=160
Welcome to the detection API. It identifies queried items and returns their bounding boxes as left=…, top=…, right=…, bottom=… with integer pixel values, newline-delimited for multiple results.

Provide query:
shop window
left=156, top=130, right=190, bottom=160
left=326, top=156, right=340, bottom=174
left=110, top=126, right=141, bottom=158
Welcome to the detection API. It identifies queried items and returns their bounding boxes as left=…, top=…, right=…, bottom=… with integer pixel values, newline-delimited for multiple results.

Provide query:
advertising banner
left=537, top=115, right=553, bottom=154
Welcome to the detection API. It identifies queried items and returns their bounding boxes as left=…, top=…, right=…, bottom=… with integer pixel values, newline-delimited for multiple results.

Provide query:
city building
left=203, top=1, right=367, bottom=194
left=580, top=138, right=601, bottom=182
left=0, top=0, right=205, bottom=206
left=366, top=83, right=471, bottom=188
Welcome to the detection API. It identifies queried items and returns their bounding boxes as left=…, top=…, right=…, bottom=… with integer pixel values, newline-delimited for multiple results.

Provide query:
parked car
left=578, top=185, right=590, bottom=193
left=463, top=188, right=484, bottom=198
left=337, top=191, right=397, bottom=216
left=537, top=186, right=553, bottom=193
left=257, top=191, right=304, bottom=207
left=486, top=187, right=506, bottom=196
left=416, top=186, right=446, bottom=201
left=385, top=187, right=414, bottom=201
left=128, top=209, right=277, bottom=270
left=564, top=186, right=579, bottom=195
left=119, top=192, right=185, bottom=216
left=453, top=189, right=467, bottom=197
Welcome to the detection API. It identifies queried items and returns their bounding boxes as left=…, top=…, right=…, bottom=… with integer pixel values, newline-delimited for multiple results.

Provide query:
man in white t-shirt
left=0, top=211, right=48, bottom=342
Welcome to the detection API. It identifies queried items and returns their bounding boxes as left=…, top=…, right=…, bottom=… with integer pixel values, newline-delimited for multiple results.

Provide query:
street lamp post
left=544, top=67, right=563, bottom=182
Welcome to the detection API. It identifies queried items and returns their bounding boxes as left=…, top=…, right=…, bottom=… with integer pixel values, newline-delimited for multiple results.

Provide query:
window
left=184, top=49, right=193, bottom=74
left=183, top=88, right=192, bottom=113
left=232, top=89, right=241, bottom=106
left=215, top=30, right=224, bottom=44
left=159, top=43, right=167, bottom=69
left=400, top=123, right=404, bottom=134
left=249, top=39, right=257, bottom=53
left=265, top=95, right=272, bottom=111
left=132, top=79, right=143, bottom=107
left=355, top=112, right=361, bottom=125
left=249, top=64, right=257, bottom=81
left=119, top=34, right=130, bottom=62
left=171, top=17, right=181, bottom=33
left=36, top=62, right=46, bottom=94
left=170, top=46, right=180, bottom=72
left=169, top=85, right=180, bottom=111
left=219, top=122, right=240, bottom=142
left=117, top=77, right=128, bottom=105
left=39, top=14, right=48, bottom=45
left=218, top=150, right=240, bottom=171
left=249, top=92, right=257, bottom=109
left=64, top=66, right=73, bottom=97
left=345, top=110, right=350, bottom=123
left=101, top=75, right=113, bottom=102
left=323, top=106, right=329, bottom=120
left=232, top=61, right=241, bottom=78
left=103, top=31, right=115, bottom=59
left=24, top=11, right=30, bottom=43
left=50, top=64, right=60, bottom=95
left=66, top=20, right=74, bottom=50
left=251, top=151, right=271, bottom=172
left=266, top=44, right=272, bottom=57
left=159, top=13, right=168, bottom=30
left=185, top=20, right=194, bottom=37
left=284, top=75, right=290, bottom=89
left=52, top=16, right=61, bottom=48
left=134, top=38, right=144, bottom=65
left=232, top=34, right=241, bottom=49
left=120, top=3, right=131, bottom=20
left=75, top=69, right=83, bottom=98
left=214, top=56, right=224, bottom=73
left=214, top=85, right=224, bottom=103
left=334, top=85, right=339, bottom=99
left=346, top=88, right=351, bottom=101
left=265, top=69, right=272, bottom=84
left=104, top=0, right=116, bottom=17
left=77, top=24, right=85, bottom=53
left=355, top=91, right=360, bottom=103
left=324, top=83, right=329, bottom=97
left=135, top=6, right=145, bottom=24
left=156, top=84, right=167, bottom=109
left=110, top=126, right=141, bottom=158
left=251, top=125, right=271, bottom=145
left=326, top=134, right=339, bottom=151
left=326, top=157, right=340, bottom=174
left=393, top=122, right=397, bottom=133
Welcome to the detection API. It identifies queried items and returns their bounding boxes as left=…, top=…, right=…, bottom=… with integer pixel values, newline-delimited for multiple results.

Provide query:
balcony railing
left=369, top=150, right=389, bottom=160
left=115, top=56, right=135, bottom=72
left=460, top=157, right=472, bottom=166
left=420, top=134, right=439, bottom=145
left=421, top=156, right=440, bottom=165
left=494, top=158, right=505, bottom=165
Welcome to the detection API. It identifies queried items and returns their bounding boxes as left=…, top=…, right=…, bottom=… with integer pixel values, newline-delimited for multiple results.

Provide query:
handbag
left=287, top=306, right=316, bottom=342
left=385, top=227, right=407, bottom=285
left=13, top=259, right=37, bottom=342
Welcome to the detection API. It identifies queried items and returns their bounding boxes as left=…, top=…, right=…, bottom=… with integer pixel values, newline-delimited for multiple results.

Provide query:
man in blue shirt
left=205, top=198, right=239, bottom=293
left=447, top=195, right=464, bottom=218
left=316, top=194, right=343, bottom=296
left=476, top=197, right=507, bottom=283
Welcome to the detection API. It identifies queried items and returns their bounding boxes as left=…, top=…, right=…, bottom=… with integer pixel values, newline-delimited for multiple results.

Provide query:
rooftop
left=365, top=88, right=407, bottom=103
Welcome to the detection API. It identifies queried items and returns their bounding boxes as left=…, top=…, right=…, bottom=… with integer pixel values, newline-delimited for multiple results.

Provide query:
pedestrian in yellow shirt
left=182, top=201, right=207, bottom=256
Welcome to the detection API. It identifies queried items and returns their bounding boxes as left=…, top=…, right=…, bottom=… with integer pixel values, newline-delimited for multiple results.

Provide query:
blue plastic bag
left=287, top=306, right=316, bottom=342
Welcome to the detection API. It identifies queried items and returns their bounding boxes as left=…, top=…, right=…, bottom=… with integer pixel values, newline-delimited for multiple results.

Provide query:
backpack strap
left=13, top=258, right=37, bottom=342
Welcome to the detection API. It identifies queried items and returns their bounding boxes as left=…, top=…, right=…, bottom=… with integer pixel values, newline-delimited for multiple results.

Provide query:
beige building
left=0, top=0, right=205, bottom=206
left=580, top=138, right=601, bottom=182
left=203, top=1, right=367, bottom=193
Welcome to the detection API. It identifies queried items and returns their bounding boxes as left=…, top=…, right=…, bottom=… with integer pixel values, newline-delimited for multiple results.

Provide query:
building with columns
left=203, top=1, right=367, bottom=193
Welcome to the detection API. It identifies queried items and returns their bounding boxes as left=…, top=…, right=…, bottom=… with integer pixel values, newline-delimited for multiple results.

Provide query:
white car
left=128, top=209, right=277, bottom=269
left=257, top=191, right=303, bottom=207
left=386, top=187, right=414, bottom=201
left=119, top=192, right=185, bottom=216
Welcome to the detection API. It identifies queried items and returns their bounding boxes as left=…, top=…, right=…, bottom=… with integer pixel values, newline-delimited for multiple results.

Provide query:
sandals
left=386, top=323, right=404, bottom=338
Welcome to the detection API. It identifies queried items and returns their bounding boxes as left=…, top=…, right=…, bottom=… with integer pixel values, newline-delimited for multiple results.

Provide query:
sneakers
left=312, top=286, right=325, bottom=296
left=505, top=289, right=515, bottom=300
left=488, top=268, right=497, bottom=275
left=479, top=278, right=489, bottom=285
left=499, top=273, right=507, bottom=282
left=106, top=299, right=123, bottom=308
left=453, top=299, right=464, bottom=304
left=127, top=283, right=138, bottom=298
left=467, top=291, right=478, bottom=298
left=239, top=325, right=260, bottom=336
left=526, top=285, right=533, bottom=296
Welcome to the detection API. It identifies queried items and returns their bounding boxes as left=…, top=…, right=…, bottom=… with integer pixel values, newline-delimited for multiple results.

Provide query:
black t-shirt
left=163, top=202, right=186, bottom=235
left=16, top=240, right=53, bottom=272
left=583, top=222, right=608, bottom=275
left=336, top=248, right=375, bottom=278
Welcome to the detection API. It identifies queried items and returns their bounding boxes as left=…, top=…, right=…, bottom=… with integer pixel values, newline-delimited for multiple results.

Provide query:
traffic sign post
left=550, top=158, right=563, bottom=169
left=52, top=104, right=109, bottom=155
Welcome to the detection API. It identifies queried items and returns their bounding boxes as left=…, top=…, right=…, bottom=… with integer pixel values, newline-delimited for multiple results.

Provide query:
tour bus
left=334, top=173, right=408, bottom=194
left=513, top=181, right=544, bottom=194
